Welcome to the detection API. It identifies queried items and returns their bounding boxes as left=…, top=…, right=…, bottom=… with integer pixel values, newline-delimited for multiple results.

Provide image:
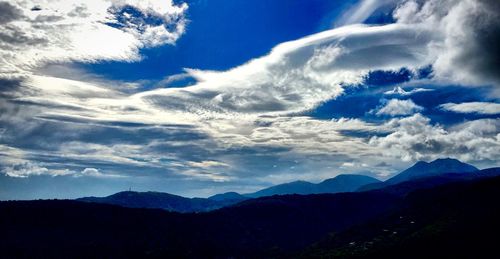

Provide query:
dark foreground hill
left=2, top=174, right=500, bottom=258
left=300, top=176, right=500, bottom=258
left=0, top=191, right=400, bottom=258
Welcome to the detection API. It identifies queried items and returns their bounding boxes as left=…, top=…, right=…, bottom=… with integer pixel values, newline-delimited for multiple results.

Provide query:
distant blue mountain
left=246, top=174, right=381, bottom=198
left=359, top=158, right=480, bottom=191
left=208, top=192, right=248, bottom=202
left=316, top=174, right=382, bottom=193
left=369, top=167, right=500, bottom=197
left=246, top=180, right=317, bottom=198
left=387, top=158, right=478, bottom=184
left=77, top=174, right=381, bottom=212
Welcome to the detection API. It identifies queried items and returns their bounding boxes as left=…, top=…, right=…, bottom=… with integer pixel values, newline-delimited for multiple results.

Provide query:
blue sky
left=0, top=0, right=499, bottom=199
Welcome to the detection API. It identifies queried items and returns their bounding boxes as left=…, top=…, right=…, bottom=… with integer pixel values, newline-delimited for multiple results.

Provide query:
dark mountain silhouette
left=388, top=158, right=478, bottom=183
left=77, top=174, right=380, bottom=211
left=246, top=174, right=380, bottom=198
left=359, top=158, right=479, bottom=191
left=0, top=188, right=401, bottom=258
left=316, top=174, right=381, bottom=193
left=77, top=191, right=238, bottom=213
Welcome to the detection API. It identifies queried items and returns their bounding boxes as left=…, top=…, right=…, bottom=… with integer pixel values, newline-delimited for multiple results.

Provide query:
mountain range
left=244, top=174, right=381, bottom=198
left=78, top=158, right=487, bottom=212
left=78, top=173, right=381, bottom=212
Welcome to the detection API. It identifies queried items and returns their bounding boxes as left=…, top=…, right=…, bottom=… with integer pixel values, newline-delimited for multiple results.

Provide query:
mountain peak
left=387, top=158, right=478, bottom=184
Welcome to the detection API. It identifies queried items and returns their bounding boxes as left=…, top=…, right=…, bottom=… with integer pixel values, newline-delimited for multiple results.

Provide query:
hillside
left=300, top=176, right=500, bottom=258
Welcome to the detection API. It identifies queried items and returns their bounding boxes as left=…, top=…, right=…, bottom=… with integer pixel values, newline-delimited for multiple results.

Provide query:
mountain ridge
left=77, top=158, right=488, bottom=212
left=245, top=174, right=381, bottom=198
left=358, top=158, right=479, bottom=191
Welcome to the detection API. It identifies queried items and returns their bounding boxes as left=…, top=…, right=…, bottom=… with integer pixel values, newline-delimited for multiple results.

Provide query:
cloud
left=394, top=0, right=500, bottom=86
left=370, top=114, right=500, bottom=162
left=8, top=0, right=499, bottom=126
left=79, top=168, right=123, bottom=178
left=0, top=2, right=23, bottom=24
left=137, top=23, right=433, bottom=118
left=373, top=98, right=424, bottom=116
left=384, top=86, right=433, bottom=96
left=439, top=102, right=500, bottom=115
left=1, top=161, right=72, bottom=178
left=187, top=160, right=229, bottom=169
left=0, top=0, right=188, bottom=78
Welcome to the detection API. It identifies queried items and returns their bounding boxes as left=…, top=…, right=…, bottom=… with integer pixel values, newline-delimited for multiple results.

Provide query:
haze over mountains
left=77, top=158, right=494, bottom=213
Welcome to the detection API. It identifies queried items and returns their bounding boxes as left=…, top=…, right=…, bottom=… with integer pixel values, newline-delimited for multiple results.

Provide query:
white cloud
left=137, top=23, right=433, bottom=118
left=384, top=86, right=433, bottom=96
left=394, top=0, right=500, bottom=86
left=0, top=0, right=188, bottom=78
left=79, top=167, right=123, bottom=178
left=440, top=102, right=500, bottom=115
left=1, top=161, right=72, bottom=178
left=373, top=98, right=424, bottom=116
left=186, top=160, right=229, bottom=169
left=370, top=114, right=500, bottom=162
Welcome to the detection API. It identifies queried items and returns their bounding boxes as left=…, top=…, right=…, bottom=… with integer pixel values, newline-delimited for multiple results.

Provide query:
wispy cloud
left=384, top=86, right=433, bottom=96
left=335, top=0, right=398, bottom=26
left=439, top=102, right=500, bottom=115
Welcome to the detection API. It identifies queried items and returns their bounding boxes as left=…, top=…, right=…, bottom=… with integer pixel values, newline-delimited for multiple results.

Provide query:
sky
left=0, top=0, right=499, bottom=199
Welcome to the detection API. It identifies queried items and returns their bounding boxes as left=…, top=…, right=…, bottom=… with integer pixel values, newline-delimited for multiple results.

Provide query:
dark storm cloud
left=456, top=0, right=500, bottom=85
